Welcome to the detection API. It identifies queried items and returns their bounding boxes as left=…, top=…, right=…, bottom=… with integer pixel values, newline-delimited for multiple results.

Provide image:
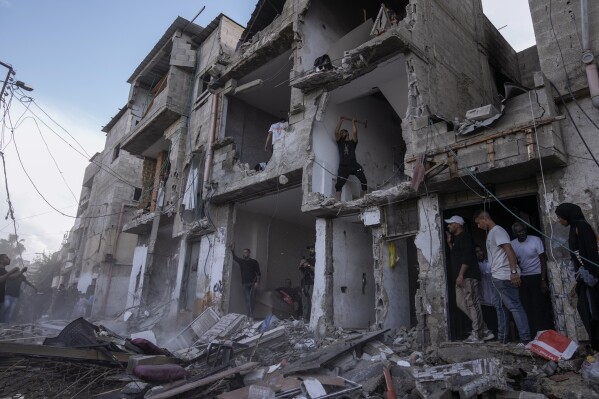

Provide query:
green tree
left=30, top=253, right=62, bottom=290
left=0, top=234, right=26, bottom=261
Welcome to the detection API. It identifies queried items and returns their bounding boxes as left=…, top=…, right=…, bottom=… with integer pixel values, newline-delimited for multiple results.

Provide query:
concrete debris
left=0, top=313, right=595, bottom=398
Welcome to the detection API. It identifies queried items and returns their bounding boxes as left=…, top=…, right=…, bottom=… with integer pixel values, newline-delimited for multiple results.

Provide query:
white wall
left=332, top=216, right=375, bottom=328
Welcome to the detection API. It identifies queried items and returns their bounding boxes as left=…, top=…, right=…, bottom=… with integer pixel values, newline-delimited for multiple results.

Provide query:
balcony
left=122, top=211, right=159, bottom=235
left=121, top=67, right=191, bottom=156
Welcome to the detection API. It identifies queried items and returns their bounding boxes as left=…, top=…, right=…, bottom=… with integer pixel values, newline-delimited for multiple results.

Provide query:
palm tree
left=0, top=234, right=26, bottom=261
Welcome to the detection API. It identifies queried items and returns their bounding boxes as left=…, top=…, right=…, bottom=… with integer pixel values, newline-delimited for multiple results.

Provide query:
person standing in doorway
left=511, top=222, right=553, bottom=336
left=231, top=246, right=261, bottom=321
left=334, top=116, right=367, bottom=201
left=265, top=121, right=287, bottom=155
left=473, top=210, right=531, bottom=345
left=555, top=203, right=599, bottom=351
left=299, top=244, right=315, bottom=323
left=445, top=216, right=494, bottom=343
left=475, top=245, right=498, bottom=336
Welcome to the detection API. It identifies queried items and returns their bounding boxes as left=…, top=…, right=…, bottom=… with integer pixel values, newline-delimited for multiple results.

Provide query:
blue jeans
left=1, top=295, right=18, bottom=323
left=492, top=278, right=531, bottom=342
left=243, top=283, right=255, bottom=318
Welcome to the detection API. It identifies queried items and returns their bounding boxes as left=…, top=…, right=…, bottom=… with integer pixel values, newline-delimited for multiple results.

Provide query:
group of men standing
left=446, top=211, right=552, bottom=344
left=0, top=254, right=36, bottom=324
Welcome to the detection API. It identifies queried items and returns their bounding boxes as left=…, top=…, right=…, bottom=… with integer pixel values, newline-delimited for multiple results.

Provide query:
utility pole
left=0, top=61, right=15, bottom=102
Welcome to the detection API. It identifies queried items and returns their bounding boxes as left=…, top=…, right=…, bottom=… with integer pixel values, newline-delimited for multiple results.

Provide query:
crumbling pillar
left=310, top=218, right=334, bottom=334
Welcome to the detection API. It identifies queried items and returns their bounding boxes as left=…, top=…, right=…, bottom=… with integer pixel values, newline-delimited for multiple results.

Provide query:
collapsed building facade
left=59, top=0, right=599, bottom=346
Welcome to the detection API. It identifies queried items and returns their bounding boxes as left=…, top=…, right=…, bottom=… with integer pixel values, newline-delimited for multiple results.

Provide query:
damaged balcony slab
left=121, top=103, right=183, bottom=155
left=122, top=211, right=159, bottom=234
left=302, top=182, right=414, bottom=217
left=210, top=168, right=302, bottom=204
left=221, top=22, right=294, bottom=81
left=291, top=28, right=413, bottom=93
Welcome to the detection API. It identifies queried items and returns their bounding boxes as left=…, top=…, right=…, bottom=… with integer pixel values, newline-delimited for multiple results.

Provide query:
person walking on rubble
left=231, top=246, right=261, bottom=321
left=511, top=222, right=553, bottom=336
left=555, top=203, right=599, bottom=351
left=299, top=244, right=315, bottom=323
left=445, top=216, right=494, bottom=343
left=474, top=210, right=531, bottom=346
left=2, top=267, right=37, bottom=324
left=0, top=254, right=26, bottom=323
left=334, top=116, right=368, bottom=201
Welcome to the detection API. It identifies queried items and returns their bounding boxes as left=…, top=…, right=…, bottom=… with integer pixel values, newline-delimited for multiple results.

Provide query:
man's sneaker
left=482, top=330, right=495, bottom=341
left=464, top=335, right=483, bottom=344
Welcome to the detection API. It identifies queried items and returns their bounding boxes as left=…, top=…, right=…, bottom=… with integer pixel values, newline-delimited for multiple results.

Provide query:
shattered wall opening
left=301, top=0, right=409, bottom=72
left=442, top=194, right=554, bottom=341
left=224, top=50, right=292, bottom=170
left=332, top=214, right=375, bottom=328
left=312, top=54, right=408, bottom=200
left=179, top=239, right=201, bottom=312
left=230, top=187, right=315, bottom=318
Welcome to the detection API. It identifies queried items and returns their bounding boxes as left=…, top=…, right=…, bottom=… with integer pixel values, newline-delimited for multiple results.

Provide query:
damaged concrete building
left=61, top=0, right=599, bottom=348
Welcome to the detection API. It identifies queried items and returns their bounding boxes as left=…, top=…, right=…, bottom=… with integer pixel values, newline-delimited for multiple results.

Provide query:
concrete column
left=150, top=151, right=167, bottom=212
left=310, top=218, right=334, bottom=334
left=414, top=194, right=447, bottom=346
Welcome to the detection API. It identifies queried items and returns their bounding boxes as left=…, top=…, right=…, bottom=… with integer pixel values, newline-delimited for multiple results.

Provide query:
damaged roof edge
left=126, top=16, right=204, bottom=84
left=240, top=0, right=286, bottom=44
left=101, top=105, right=128, bottom=133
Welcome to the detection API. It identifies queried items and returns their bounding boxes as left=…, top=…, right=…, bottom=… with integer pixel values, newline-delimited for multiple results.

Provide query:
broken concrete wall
left=93, top=263, right=133, bottom=317
left=126, top=245, right=148, bottom=310
left=528, top=0, right=598, bottom=93
left=518, top=45, right=541, bottom=89
left=224, top=97, right=278, bottom=167
left=331, top=215, right=375, bottom=328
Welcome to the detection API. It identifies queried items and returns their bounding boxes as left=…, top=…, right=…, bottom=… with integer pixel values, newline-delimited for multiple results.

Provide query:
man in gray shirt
left=473, top=210, right=531, bottom=345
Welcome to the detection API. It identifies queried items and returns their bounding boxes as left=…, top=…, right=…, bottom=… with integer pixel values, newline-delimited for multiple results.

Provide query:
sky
left=0, top=0, right=535, bottom=261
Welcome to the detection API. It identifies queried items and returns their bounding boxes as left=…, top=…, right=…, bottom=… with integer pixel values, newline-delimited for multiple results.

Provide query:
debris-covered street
left=1, top=310, right=599, bottom=398
left=2, top=0, right=599, bottom=398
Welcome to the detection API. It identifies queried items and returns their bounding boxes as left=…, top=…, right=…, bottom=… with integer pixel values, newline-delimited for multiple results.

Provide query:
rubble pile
left=0, top=312, right=598, bottom=398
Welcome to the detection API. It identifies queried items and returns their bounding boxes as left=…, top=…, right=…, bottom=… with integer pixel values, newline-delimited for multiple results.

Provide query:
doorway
left=443, top=194, right=554, bottom=340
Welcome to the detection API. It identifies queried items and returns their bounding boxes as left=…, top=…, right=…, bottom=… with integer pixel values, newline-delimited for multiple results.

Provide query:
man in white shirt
left=265, top=121, right=287, bottom=152
left=511, top=222, right=553, bottom=336
left=474, top=210, right=531, bottom=345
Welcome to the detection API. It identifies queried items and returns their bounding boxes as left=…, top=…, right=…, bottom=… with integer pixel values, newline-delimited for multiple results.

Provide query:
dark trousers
left=243, top=283, right=255, bottom=318
left=519, top=274, right=554, bottom=337
left=335, top=163, right=367, bottom=192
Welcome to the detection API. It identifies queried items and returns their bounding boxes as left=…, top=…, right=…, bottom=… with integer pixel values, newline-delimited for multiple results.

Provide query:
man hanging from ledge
left=334, top=116, right=367, bottom=201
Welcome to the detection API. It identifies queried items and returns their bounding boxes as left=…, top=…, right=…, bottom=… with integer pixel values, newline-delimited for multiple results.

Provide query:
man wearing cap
left=445, top=215, right=494, bottom=343
left=299, top=244, right=315, bottom=322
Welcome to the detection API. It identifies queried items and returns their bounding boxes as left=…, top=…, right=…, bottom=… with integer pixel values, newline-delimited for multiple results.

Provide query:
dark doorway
left=443, top=194, right=554, bottom=341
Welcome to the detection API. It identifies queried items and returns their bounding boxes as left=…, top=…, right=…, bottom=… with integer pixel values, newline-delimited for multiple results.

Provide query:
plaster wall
left=198, top=29, right=221, bottom=76
left=332, top=216, right=375, bottom=328
left=220, top=17, right=244, bottom=55
left=300, top=1, right=352, bottom=72
left=92, top=264, right=133, bottom=317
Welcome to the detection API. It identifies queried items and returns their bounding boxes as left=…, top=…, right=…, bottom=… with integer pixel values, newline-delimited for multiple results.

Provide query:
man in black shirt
left=231, top=247, right=261, bottom=320
left=299, top=244, right=315, bottom=322
left=445, top=216, right=493, bottom=343
left=3, top=271, right=37, bottom=323
left=334, top=116, right=367, bottom=201
left=0, top=254, right=26, bottom=322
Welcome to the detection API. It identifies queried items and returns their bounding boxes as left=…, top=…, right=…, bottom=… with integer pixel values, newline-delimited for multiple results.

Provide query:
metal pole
left=0, top=61, right=15, bottom=103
